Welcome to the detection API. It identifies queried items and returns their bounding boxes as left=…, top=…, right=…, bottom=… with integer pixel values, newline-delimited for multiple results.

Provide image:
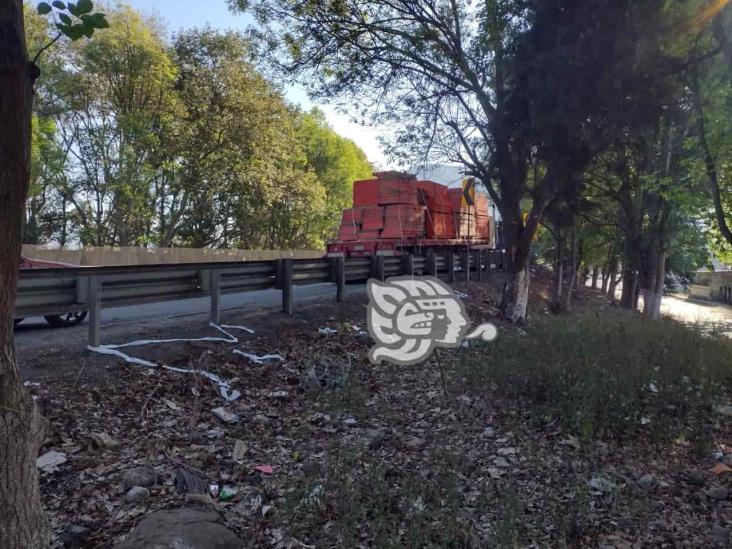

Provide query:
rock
left=684, top=470, right=706, bottom=487
left=344, top=417, right=357, bottom=427
left=638, top=474, right=655, bottom=489
left=364, top=429, right=386, bottom=449
left=589, top=476, right=616, bottom=494
left=714, top=404, right=732, bottom=417
left=493, top=456, right=511, bottom=468
left=126, top=486, right=150, bottom=503
left=593, top=441, right=610, bottom=460
left=704, top=485, right=729, bottom=501
left=482, top=426, right=496, bottom=438
left=122, top=466, right=158, bottom=490
left=61, top=524, right=90, bottom=548
left=457, top=395, right=472, bottom=406
left=403, top=436, right=425, bottom=450
left=711, top=525, right=730, bottom=545
left=114, top=508, right=244, bottom=549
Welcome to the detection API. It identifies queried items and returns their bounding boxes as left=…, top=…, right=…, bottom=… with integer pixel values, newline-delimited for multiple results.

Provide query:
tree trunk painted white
left=505, top=263, right=530, bottom=322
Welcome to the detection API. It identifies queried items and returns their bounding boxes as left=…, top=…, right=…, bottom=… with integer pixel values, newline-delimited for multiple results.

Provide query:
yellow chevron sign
left=461, top=177, right=475, bottom=208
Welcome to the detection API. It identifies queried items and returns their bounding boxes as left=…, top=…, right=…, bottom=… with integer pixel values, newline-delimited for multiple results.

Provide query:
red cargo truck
left=327, top=171, right=494, bottom=257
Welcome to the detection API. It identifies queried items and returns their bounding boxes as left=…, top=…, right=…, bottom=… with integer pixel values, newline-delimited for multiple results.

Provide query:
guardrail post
left=210, top=270, right=221, bottom=324
left=333, top=256, right=346, bottom=302
left=402, top=253, right=414, bottom=276
left=87, top=276, right=101, bottom=347
left=281, top=259, right=293, bottom=314
left=371, top=255, right=385, bottom=281
left=475, top=249, right=484, bottom=282
left=425, top=250, right=437, bottom=277
left=461, top=249, right=470, bottom=282
left=447, top=252, right=456, bottom=283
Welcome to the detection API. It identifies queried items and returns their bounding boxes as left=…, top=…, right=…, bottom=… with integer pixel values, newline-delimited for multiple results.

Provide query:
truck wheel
left=44, top=311, right=88, bottom=328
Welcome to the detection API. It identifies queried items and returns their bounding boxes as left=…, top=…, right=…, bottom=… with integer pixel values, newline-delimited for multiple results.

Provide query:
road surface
left=14, top=282, right=364, bottom=354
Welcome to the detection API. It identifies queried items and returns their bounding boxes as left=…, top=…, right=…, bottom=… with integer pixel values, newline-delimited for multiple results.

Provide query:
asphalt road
left=14, top=282, right=364, bottom=353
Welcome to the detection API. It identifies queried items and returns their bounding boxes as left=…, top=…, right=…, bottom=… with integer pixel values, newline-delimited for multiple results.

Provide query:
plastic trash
left=36, top=450, right=67, bottom=473
left=254, top=464, right=273, bottom=474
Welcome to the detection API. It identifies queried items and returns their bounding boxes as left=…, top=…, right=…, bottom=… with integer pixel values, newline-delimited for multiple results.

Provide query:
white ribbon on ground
left=87, top=323, right=256, bottom=401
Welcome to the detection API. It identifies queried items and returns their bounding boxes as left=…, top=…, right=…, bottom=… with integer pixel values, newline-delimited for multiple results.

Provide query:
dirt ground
left=23, top=273, right=732, bottom=548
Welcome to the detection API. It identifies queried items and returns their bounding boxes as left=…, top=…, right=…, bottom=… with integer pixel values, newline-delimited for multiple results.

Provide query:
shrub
left=458, top=315, right=732, bottom=440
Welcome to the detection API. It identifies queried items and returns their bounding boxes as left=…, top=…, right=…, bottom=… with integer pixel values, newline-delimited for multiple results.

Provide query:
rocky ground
left=26, top=273, right=732, bottom=548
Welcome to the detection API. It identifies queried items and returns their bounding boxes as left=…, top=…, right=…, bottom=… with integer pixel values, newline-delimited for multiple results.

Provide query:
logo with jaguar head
left=367, top=276, right=497, bottom=365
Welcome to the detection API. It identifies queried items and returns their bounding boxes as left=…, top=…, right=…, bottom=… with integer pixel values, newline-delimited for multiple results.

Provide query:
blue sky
left=124, top=0, right=390, bottom=166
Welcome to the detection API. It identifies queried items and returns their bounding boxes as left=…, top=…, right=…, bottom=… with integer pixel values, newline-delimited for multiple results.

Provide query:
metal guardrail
left=16, top=249, right=505, bottom=346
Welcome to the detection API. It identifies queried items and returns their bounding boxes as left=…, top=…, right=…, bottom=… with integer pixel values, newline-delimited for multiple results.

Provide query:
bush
left=458, top=315, right=732, bottom=441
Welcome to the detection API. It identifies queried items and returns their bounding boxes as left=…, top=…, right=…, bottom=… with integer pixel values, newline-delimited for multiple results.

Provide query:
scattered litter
left=89, top=431, right=118, bottom=449
left=211, top=407, right=240, bottom=424
left=454, top=291, right=469, bottom=299
left=164, top=399, right=182, bottom=411
left=254, top=464, right=274, bottom=475
left=233, top=349, right=283, bottom=364
left=269, top=390, right=289, bottom=399
left=87, top=323, right=246, bottom=402
left=173, top=467, right=209, bottom=495
left=232, top=439, right=247, bottom=462
left=711, top=463, right=732, bottom=475
left=648, top=383, right=659, bottom=393
left=220, top=323, right=255, bottom=334
left=640, top=416, right=651, bottom=425
left=344, top=417, right=357, bottom=426
left=318, top=327, right=338, bottom=334
left=37, top=450, right=67, bottom=473
left=209, top=484, right=220, bottom=498
left=219, top=486, right=238, bottom=501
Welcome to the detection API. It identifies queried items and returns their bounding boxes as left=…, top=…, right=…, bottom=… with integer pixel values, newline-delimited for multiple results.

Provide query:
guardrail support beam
left=333, top=256, right=346, bottom=302
left=402, top=253, right=414, bottom=276
left=474, top=249, right=483, bottom=282
left=461, top=249, right=470, bottom=282
left=87, top=276, right=101, bottom=347
left=210, top=270, right=221, bottom=324
left=447, top=252, right=456, bottom=283
left=281, top=259, right=293, bottom=314
left=371, top=255, right=385, bottom=281
left=425, top=250, right=437, bottom=277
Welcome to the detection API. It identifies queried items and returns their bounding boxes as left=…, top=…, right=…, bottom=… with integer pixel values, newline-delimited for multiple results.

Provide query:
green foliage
left=25, top=6, right=371, bottom=250
left=36, top=0, right=108, bottom=42
left=458, top=315, right=732, bottom=441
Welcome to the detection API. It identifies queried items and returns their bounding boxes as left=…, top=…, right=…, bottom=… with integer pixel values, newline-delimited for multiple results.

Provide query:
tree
left=688, top=5, right=732, bottom=251
left=0, top=2, right=107, bottom=547
left=44, top=5, right=177, bottom=246
left=231, top=0, right=689, bottom=321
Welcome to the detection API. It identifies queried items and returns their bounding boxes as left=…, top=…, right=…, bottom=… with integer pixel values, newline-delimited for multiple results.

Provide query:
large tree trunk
left=591, top=266, right=599, bottom=289
left=0, top=3, right=49, bottom=548
left=642, top=248, right=666, bottom=320
left=500, top=193, right=547, bottom=322
left=564, top=221, right=577, bottom=311
left=620, top=267, right=638, bottom=309
left=551, top=232, right=564, bottom=313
